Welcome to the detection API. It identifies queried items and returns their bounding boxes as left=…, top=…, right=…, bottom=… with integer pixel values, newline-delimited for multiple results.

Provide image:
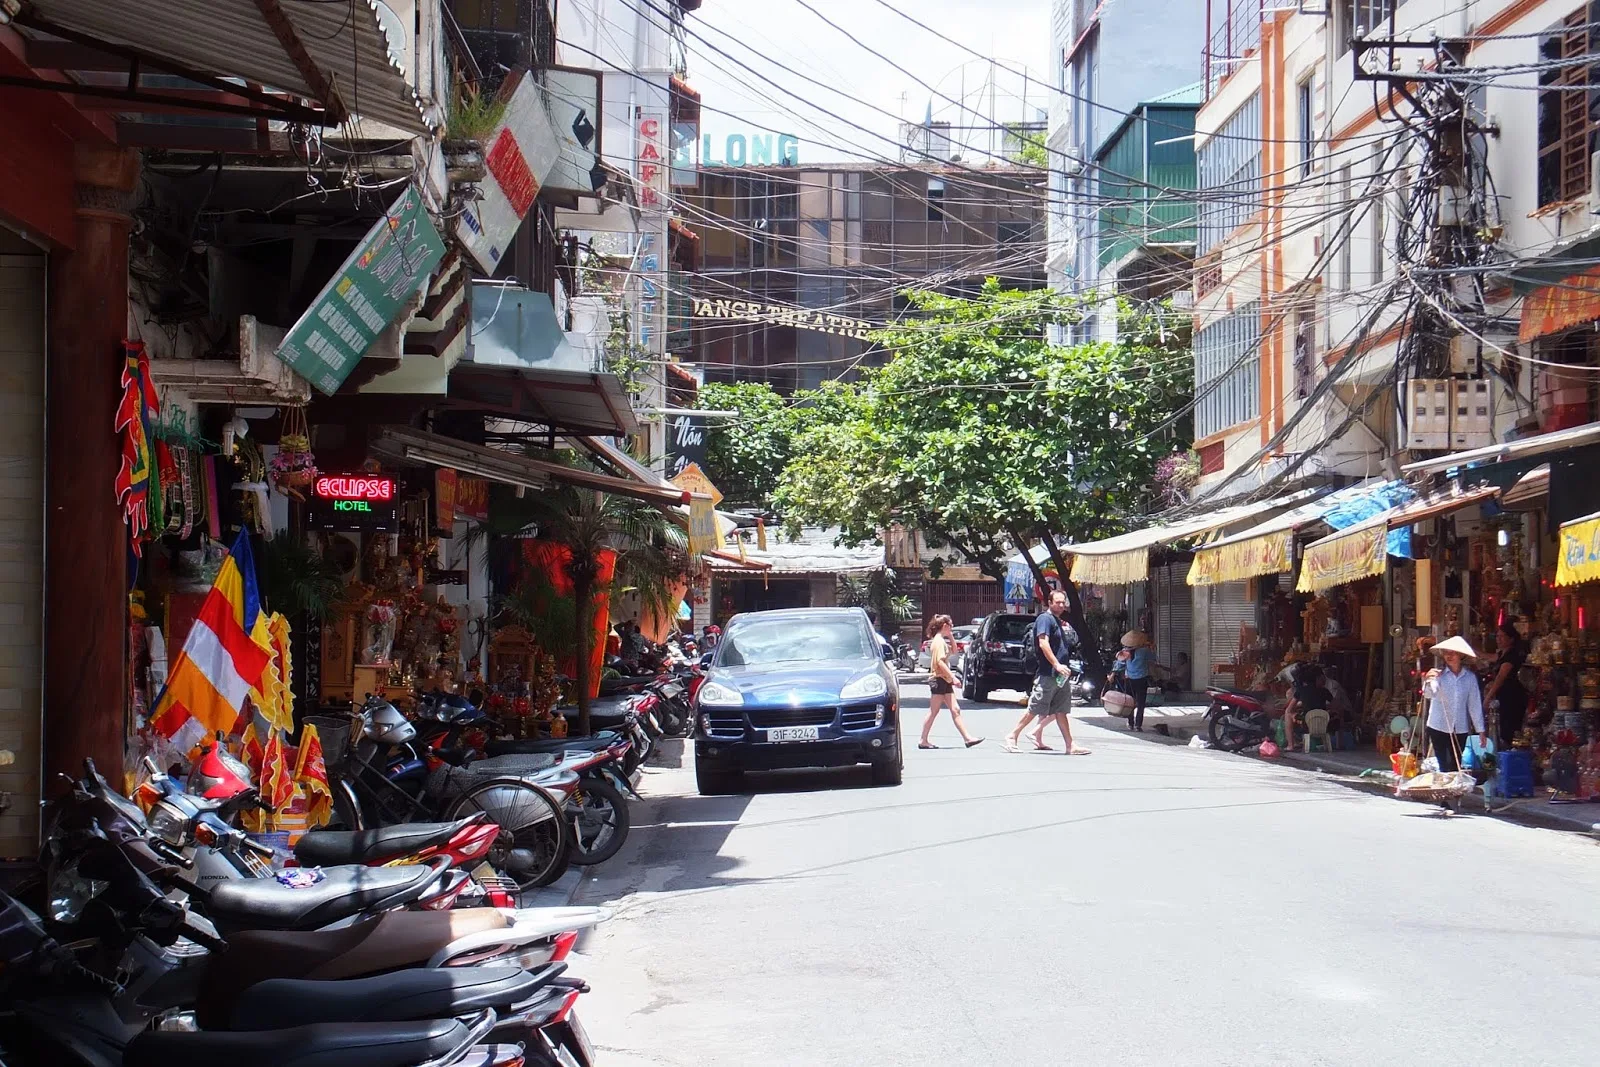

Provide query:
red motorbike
left=1202, top=687, right=1284, bottom=752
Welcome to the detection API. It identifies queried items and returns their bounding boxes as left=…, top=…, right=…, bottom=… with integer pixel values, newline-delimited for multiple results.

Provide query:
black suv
left=961, top=611, right=1041, bottom=702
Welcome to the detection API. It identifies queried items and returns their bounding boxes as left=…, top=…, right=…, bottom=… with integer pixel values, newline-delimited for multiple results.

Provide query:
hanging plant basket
left=270, top=407, right=318, bottom=498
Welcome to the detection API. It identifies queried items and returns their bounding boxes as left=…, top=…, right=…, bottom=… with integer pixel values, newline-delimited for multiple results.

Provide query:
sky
left=685, top=0, right=1055, bottom=166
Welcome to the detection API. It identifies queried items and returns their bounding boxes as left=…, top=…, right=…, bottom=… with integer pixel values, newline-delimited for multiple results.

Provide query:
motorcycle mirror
left=699, top=653, right=713, bottom=669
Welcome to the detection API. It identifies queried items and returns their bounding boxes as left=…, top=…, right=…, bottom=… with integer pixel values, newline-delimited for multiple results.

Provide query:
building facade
left=1047, top=0, right=1206, bottom=341
left=683, top=163, right=1046, bottom=392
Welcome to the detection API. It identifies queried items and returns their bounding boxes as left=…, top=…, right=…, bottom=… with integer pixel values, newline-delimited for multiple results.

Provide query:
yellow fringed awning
left=1053, top=489, right=1322, bottom=587
left=1069, top=548, right=1156, bottom=585
left=1189, top=529, right=1293, bottom=586
left=1297, top=523, right=1387, bottom=593
left=1555, top=510, right=1600, bottom=587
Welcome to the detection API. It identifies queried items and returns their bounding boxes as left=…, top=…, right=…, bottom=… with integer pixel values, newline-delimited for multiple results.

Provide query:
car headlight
left=840, top=674, right=888, bottom=700
left=696, top=681, right=744, bottom=706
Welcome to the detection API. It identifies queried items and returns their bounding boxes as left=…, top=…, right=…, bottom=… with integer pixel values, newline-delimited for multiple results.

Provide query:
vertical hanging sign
left=636, top=107, right=670, bottom=373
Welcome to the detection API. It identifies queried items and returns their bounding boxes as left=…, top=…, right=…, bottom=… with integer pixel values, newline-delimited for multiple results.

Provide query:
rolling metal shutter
left=0, top=248, right=45, bottom=856
left=1205, top=581, right=1258, bottom=686
left=1149, top=562, right=1192, bottom=674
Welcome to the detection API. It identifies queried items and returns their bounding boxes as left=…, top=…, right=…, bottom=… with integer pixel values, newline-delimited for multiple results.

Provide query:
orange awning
left=1519, top=266, right=1600, bottom=343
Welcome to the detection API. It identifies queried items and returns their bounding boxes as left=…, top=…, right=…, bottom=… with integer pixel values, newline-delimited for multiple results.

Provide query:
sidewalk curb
left=1088, top=714, right=1600, bottom=837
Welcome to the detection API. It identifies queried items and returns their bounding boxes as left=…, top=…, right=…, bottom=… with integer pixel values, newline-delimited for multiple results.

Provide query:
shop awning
left=1500, top=465, right=1550, bottom=509
left=368, top=427, right=691, bottom=508
left=1296, top=484, right=1499, bottom=593
left=1402, top=420, right=1600, bottom=477
left=706, top=527, right=883, bottom=575
left=1058, top=488, right=1322, bottom=585
left=1555, top=509, right=1600, bottom=586
left=1519, top=266, right=1600, bottom=343
left=18, top=0, right=432, bottom=134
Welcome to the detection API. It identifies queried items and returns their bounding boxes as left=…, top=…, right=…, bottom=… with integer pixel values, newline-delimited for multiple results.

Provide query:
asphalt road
left=568, top=685, right=1600, bottom=1067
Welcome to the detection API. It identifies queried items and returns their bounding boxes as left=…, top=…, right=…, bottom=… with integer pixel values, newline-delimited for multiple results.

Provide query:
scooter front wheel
left=568, top=777, right=630, bottom=867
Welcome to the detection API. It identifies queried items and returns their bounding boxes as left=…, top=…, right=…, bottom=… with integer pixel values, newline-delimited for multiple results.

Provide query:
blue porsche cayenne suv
left=693, top=607, right=902, bottom=794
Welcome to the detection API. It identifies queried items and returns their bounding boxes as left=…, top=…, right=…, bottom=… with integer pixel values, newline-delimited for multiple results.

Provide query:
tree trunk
left=572, top=567, right=593, bottom=737
left=1037, top=530, right=1106, bottom=679
left=1006, top=525, right=1049, bottom=607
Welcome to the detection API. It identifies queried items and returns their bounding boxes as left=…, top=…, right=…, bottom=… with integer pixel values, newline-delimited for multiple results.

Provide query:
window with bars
left=1197, top=94, right=1261, bottom=255
left=1537, top=10, right=1598, bottom=208
left=1334, top=1, right=1396, bottom=50
left=1194, top=301, right=1261, bottom=439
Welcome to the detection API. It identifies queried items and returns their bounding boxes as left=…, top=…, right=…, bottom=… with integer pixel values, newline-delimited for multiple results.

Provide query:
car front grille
left=839, top=702, right=882, bottom=731
left=747, top=707, right=837, bottom=729
left=702, top=709, right=745, bottom=738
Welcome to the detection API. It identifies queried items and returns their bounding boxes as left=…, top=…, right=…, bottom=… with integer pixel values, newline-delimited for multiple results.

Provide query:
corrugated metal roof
left=30, top=0, right=431, bottom=134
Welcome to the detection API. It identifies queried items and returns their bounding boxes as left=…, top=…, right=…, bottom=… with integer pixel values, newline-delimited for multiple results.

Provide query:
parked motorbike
left=1203, top=687, right=1282, bottom=751
left=325, top=696, right=574, bottom=890
left=34, top=760, right=611, bottom=1066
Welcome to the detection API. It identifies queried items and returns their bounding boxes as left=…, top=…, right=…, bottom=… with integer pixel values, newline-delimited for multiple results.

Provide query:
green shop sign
left=274, top=184, right=446, bottom=395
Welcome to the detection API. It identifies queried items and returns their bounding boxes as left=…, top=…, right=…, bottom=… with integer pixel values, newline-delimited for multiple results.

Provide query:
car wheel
left=971, top=679, right=990, bottom=702
left=871, top=755, right=903, bottom=786
left=961, top=674, right=978, bottom=701
left=695, top=760, right=742, bottom=795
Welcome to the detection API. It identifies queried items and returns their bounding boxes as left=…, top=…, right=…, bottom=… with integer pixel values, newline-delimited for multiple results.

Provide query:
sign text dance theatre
left=691, top=298, right=876, bottom=339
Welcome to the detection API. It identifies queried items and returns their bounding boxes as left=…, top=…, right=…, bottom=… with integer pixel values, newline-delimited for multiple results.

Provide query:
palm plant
left=496, top=481, right=688, bottom=735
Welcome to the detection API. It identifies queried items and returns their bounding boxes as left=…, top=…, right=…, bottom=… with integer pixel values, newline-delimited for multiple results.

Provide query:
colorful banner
left=1189, top=530, right=1293, bottom=587
left=434, top=468, right=458, bottom=535
left=1556, top=511, right=1600, bottom=586
left=1297, top=523, right=1387, bottom=593
left=688, top=496, right=720, bottom=558
left=275, top=184, right=446, bottom=394
left=520, top=540, right=616, bottom=700
left=456, top=476, right=489, bottom=521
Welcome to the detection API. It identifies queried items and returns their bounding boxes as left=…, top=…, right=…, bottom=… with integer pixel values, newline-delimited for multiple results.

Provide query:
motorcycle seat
left=229, top=963, right=555, bottom=1030
left=293, top=816, right=481, bottom=868
left=484, top=733, right=618, bottom=757
left=588, top=709, right=636, bottom=730
left=206, top=864, right=438, bottom=932
left=197, top=908, right=511, bottom=1029
left=124, top=1018, right=467, bottom=1067
left=1207, top=687, right=1271, bottom=704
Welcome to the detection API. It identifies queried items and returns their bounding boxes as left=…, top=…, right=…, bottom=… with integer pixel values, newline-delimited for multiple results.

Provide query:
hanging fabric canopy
left=1297, top=484, right=1500, bottom=593
left=1555, top=509, right=1600, bottom=587
left=1188, top=480, right=1414, bottom=587
left=1055, top=489, right=1321, bottom=586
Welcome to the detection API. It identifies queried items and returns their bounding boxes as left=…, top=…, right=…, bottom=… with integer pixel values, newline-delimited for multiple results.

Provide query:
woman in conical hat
left=1423, top=635, right=1484, bottom=773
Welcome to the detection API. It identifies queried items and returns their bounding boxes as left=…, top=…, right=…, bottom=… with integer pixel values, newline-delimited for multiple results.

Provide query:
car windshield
left=991, top=615, right=1036, bottom=642
left=718, top=617, right=874, bottom=666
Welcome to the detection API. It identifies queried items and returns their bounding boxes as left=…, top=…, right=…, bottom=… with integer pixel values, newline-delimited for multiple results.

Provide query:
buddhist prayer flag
left=149, top=529, right=272, bottom=753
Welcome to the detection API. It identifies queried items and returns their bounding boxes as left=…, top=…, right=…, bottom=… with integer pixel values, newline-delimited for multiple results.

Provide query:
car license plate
left=766, top=725, right=820, bottom=742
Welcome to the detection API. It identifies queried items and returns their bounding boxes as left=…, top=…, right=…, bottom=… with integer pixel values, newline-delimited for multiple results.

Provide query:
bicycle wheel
left=445, top=777, right=571, bottom=890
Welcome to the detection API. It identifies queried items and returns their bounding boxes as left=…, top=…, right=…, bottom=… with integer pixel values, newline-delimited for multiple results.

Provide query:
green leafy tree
left=697, top=379, right=871, bottom=509
left=776, top=282, right=1191, bottom=669
left=697, top=381, right=792, bottom=507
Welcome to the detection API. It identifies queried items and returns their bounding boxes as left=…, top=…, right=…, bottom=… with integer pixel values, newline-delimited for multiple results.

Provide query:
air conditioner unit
left=1404, top=378, right=1451, bottom=450
left=1450, top=378, right=1493, bottom=449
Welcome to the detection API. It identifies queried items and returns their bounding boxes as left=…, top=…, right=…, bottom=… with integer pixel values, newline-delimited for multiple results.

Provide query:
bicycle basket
left=303, top=714, right=354, bottom=773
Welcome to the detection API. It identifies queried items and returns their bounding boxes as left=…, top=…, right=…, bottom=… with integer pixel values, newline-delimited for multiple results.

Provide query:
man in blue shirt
left=1004, top=590, right=1092, bottom=755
